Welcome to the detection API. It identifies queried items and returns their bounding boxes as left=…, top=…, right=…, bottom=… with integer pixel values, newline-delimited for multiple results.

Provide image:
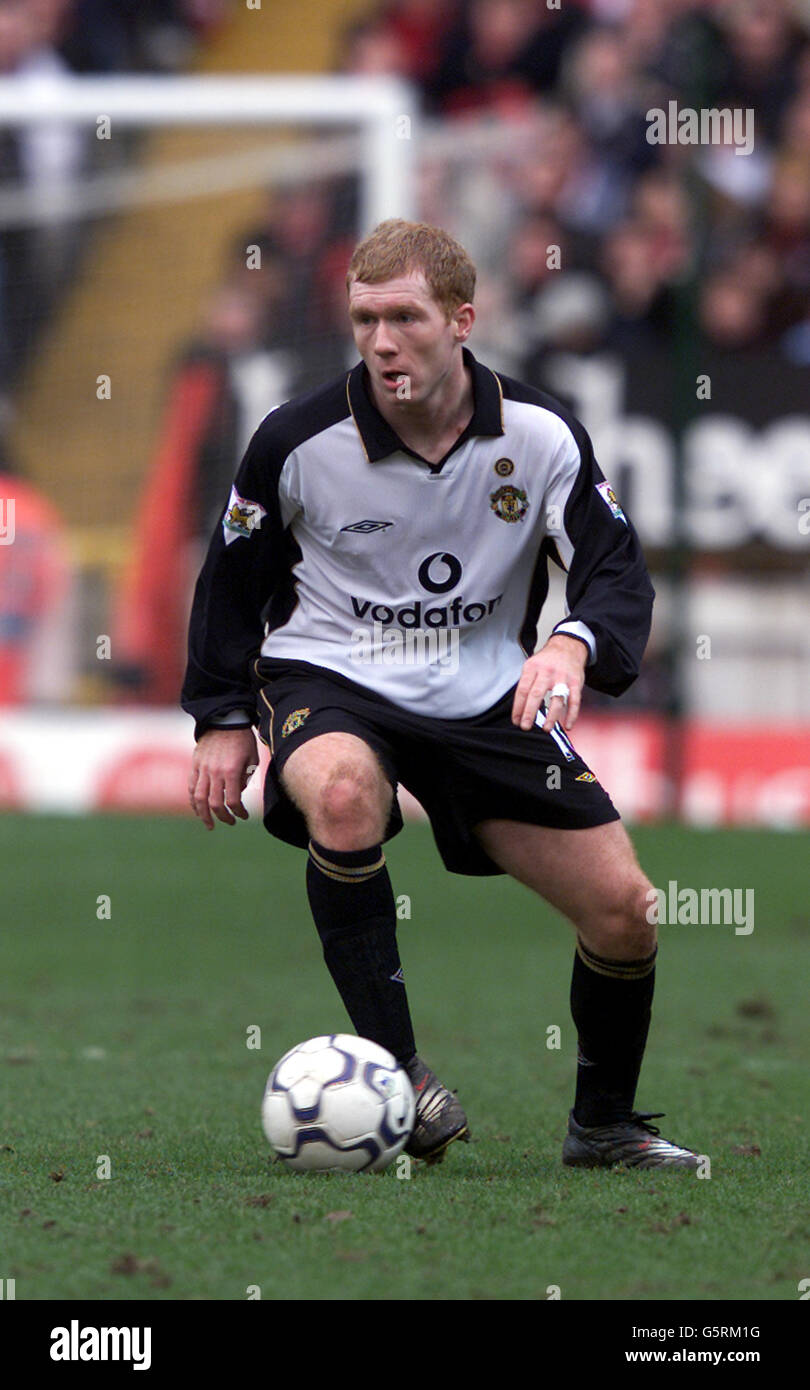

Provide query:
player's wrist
left=196, top=723, right=255, bottom=744
left=544, top=632, right=589, bottom=666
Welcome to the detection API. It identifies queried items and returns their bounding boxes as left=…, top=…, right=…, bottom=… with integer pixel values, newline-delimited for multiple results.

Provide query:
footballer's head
left=346, top=219, right=476, bottom=407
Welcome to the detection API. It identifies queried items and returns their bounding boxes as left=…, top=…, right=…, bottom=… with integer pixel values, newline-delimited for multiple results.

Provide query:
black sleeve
left=546, top=416, right=655, bottom=697
left=180, top=416, right=292, bottom=740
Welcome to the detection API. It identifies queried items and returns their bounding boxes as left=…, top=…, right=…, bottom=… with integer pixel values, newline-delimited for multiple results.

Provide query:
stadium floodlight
left=0, top=73, right=417, bottom=231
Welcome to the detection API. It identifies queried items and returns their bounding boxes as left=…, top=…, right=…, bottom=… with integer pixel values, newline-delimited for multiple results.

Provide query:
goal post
left=0, top=73, right=418, bottom=231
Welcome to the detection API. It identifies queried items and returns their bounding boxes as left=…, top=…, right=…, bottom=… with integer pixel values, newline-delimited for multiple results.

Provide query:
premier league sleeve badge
left=222, top=486, right=268, bottom=545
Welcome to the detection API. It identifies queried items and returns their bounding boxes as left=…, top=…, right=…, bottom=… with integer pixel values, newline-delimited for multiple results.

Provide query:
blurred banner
left=1, top=710, right=808, bottom=827
left=539, top=346, right=810, bottom=553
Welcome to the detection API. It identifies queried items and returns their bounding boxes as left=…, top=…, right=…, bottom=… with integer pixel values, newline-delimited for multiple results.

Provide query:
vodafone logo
left=350, top=546, right=504, bottom=627
left=417, top=552, right=462, bottom=594
left=350, top=548, right=504, bottom=628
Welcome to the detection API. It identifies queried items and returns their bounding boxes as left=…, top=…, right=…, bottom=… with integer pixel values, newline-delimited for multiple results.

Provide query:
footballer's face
left=348, top=270, right=473, bottom=409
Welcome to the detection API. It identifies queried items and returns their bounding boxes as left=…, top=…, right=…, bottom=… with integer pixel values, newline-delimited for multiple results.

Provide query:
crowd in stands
left=336, top=0, right=810, bottom=370
left=148, top=1, right=810, bottom=485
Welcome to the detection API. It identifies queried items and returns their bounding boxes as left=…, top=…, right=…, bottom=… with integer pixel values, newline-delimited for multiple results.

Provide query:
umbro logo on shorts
left=340, top=519, right=394, bottom=534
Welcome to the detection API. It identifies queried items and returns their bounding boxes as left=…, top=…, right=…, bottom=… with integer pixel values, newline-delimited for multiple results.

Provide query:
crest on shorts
left=281, top=707, right=311, bottom=738
left=494, top=457, right=514, bottom=478
left=490, top=484, right=529, bottom=523
left=595, top=480, right=627, bottom=524
left=222, top=485, right=267, bottom=545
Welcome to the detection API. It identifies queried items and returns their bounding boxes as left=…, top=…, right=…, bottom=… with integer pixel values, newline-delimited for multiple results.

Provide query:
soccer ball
left=261, top=1034, right=416, bottom=1173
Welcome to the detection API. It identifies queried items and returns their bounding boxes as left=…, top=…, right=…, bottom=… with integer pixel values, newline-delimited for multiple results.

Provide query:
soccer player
left=183, top=219, right=699, bottom=1169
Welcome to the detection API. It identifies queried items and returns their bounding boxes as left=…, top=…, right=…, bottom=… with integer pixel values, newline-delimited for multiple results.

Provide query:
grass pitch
left=1, top=813, right=808, bottom=1301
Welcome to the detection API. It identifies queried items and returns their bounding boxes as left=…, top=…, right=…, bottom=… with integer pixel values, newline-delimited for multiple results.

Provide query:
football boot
left=562, top=1110, right=701, bottom=1170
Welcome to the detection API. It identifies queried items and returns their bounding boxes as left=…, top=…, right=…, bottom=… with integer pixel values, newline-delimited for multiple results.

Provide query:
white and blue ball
left=262, top=1034, right=416, bottom=1172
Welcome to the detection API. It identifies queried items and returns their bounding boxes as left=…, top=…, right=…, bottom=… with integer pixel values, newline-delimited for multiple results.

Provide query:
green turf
left=1, top=813, right=808, bottom=1301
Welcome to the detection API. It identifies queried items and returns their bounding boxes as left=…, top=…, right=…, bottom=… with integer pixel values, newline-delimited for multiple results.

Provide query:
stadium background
left=2, top=0, right=810, bottom=1307
left=0, top=0, right=809, bottom=824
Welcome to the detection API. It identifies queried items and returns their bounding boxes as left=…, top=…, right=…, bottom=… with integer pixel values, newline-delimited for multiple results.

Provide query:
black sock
left=306, top=839, right=416, bottom=1065
left=570, top=936, right=657, bottom=1126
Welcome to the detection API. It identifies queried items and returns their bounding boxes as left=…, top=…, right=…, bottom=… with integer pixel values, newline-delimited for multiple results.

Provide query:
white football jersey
left=183, top=350, right=653, bottom=738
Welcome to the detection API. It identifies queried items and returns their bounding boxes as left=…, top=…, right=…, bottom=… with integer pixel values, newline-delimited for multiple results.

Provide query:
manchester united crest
left=281, top=707, right=311, bottom=738
left=490, top=484, right=529, bottom=523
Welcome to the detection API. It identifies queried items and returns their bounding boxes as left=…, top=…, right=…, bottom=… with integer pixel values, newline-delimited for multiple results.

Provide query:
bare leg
left=473, top=816, right=657, bottom=1128
left=472, top=817, right=655, bottom=958
left=281, top=731, right=393, bottom=850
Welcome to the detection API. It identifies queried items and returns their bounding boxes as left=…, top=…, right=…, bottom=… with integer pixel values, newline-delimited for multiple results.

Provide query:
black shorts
left=253, top=657, right=620, bottom=877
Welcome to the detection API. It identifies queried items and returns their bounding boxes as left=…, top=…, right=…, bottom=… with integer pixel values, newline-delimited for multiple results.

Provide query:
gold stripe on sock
left=576, top=937, right=657, bottom=981
left=308, top=862, right=385, bottom=886
left=308, top=842, right=385, bottom=883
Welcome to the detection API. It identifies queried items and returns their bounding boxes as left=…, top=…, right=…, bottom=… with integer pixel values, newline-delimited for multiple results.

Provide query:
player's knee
left=312, top=765, right=388, bottom=849
left=590, top=875, right=657, bottom=959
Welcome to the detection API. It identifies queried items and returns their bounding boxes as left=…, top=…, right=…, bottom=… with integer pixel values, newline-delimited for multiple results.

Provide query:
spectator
left=425, top=0, right=587, bottom=117
left=375, top=0, right=459, bottom=83
left=716, top=0, right=807, bottom=145
left=61, top=0, right=229, bottom=73
left=339, top=14, right=411, bottom=78
left=240, top=183, right=358, bottom=389
left=698, top=266, right=769, bottom=350
left=0, top=0, right=86, bottom=383
left=562, top=23, right=658, bottom=188
left=507, top=211, right=569, bottom=310
left=630, top=169, right=692, bottom=281
left=521, top=270, right=612, bottom=386
left=112, top=281, right=296, bottom=704
left=0, top=460, right=76, bottom=704
left=600, top=216, right=676, bottom=350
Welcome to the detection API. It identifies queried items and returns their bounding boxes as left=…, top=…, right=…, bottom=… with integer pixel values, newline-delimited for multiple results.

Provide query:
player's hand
left=512, top=634, right=588, bottom=734
left=188, top=727, right=259, bottom=830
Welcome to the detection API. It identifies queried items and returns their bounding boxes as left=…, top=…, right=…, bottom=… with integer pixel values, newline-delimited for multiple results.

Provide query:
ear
left=453, top=302, right=475, bottom=342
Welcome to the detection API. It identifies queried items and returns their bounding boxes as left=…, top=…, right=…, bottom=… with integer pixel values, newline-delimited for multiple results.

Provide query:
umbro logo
left=341, top=519, right=394, bottom=534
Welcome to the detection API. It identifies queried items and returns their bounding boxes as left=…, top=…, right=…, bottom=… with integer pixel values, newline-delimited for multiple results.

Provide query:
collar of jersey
left=346, top=346, right=504, bottom=465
